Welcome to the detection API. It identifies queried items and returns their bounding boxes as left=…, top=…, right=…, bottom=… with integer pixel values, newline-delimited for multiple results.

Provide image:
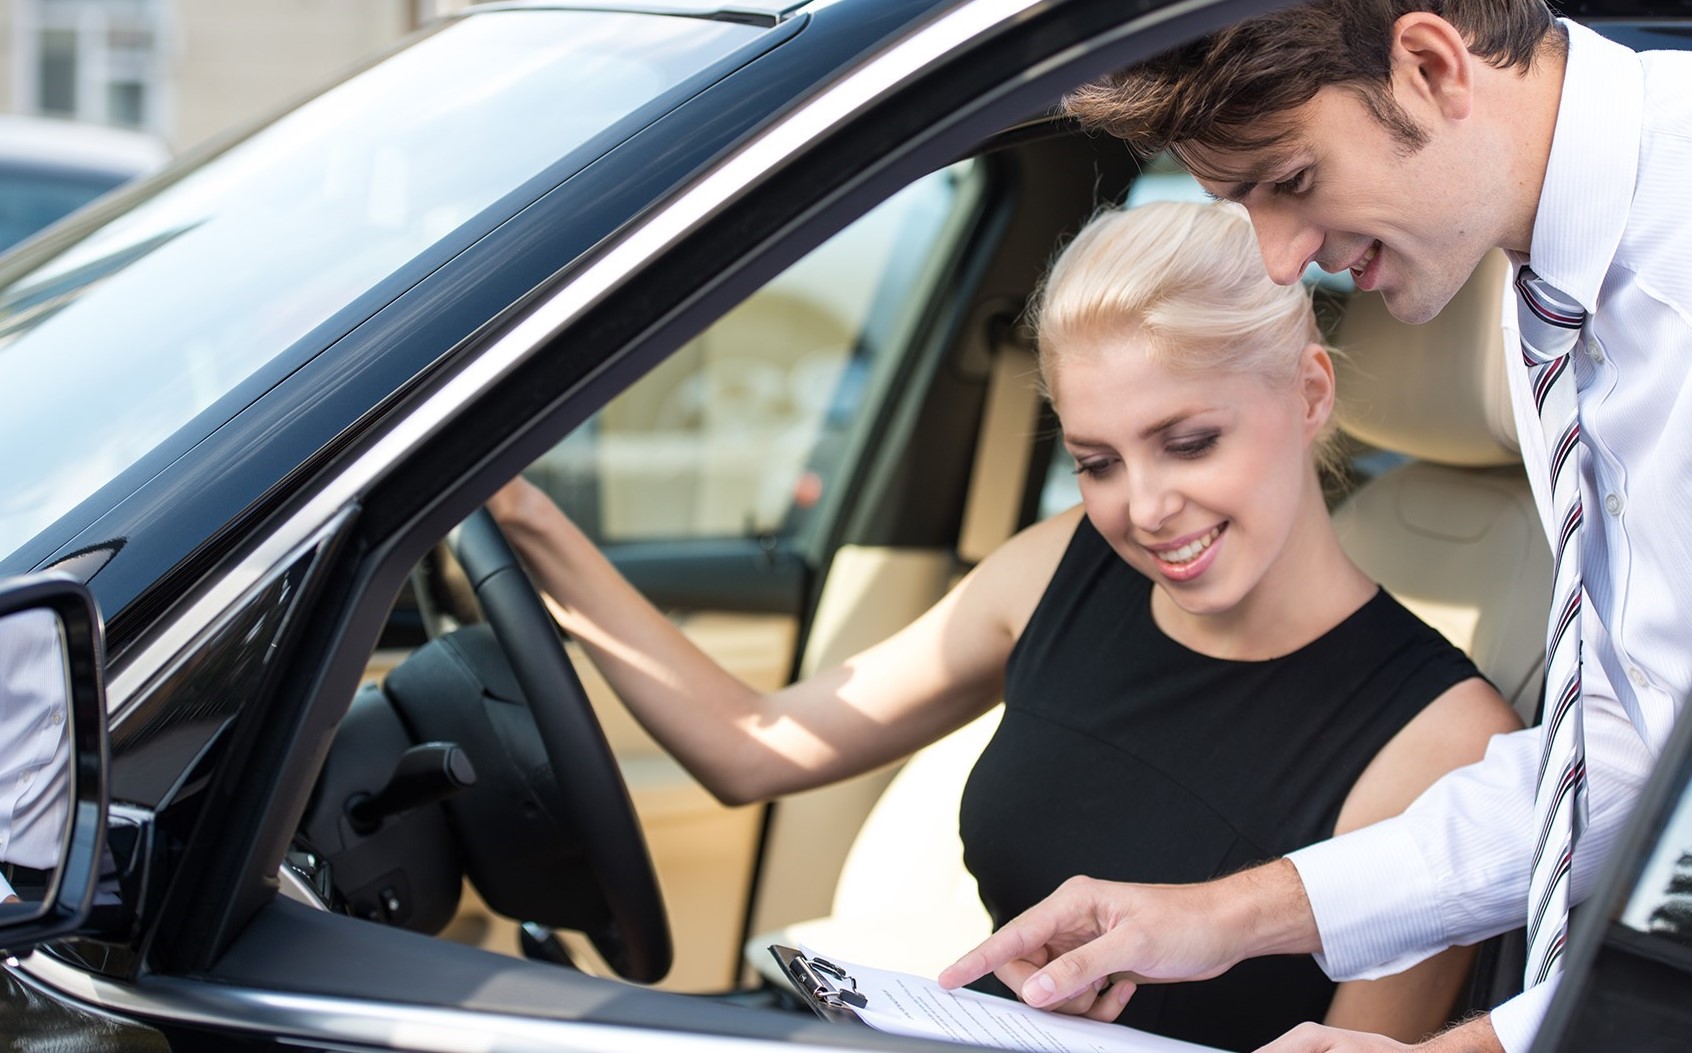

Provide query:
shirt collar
left=1526, top=20, right=1643, bottom=313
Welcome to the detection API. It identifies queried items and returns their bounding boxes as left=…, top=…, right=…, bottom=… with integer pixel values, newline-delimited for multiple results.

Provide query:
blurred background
left=0, top=0, right=476, bottom=249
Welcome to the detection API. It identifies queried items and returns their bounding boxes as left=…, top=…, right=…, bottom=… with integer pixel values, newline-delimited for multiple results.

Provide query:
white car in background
left=0, top=113, right=169, bottom=252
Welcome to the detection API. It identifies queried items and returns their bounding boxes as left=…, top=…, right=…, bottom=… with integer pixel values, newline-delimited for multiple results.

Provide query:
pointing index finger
left=937, top=914, right=1053, bottom=990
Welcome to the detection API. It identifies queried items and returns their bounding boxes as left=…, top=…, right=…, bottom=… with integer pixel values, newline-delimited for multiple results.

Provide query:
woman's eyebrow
left=1140, top=412, right=1198, bottom=439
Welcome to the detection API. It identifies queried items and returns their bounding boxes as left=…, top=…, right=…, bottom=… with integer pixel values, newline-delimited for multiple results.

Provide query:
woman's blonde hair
left=1035, top=200, right=1321, bottom=384
left=1033, top=199, right=1343, bottom=473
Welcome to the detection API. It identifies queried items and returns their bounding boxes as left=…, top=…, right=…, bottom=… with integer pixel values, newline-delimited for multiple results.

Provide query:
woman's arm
left=486, top=477, right=1076, bottom=806
left=1321, top=677, right=1524, bottom=1041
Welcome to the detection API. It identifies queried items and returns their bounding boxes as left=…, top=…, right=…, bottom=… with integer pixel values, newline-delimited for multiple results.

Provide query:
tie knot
left=1516, top=265, right=1587, bottom=367
left=1517, top=265, right=1586, bottom=329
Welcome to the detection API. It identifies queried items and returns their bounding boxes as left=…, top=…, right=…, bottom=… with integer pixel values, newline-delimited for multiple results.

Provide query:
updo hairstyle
left=1034, top=200, right=1323, bottom=389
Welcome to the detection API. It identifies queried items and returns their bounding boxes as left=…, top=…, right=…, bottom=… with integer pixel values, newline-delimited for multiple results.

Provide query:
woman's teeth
left=1161, top=526, right=1222, bottom=565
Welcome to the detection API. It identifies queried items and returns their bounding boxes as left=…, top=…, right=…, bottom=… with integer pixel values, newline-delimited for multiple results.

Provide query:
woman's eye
left=1071, top=458, right=1113, bottom=479
left=1167, top=434, right=1219, bottom=459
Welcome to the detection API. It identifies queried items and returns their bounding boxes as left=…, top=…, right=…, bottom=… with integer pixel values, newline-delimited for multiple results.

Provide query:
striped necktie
left=1516, top=264, right=1589, bottom=986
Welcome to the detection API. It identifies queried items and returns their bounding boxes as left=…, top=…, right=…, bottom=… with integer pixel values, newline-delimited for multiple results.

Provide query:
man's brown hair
left=1067, top=0, right=1562, bottom=169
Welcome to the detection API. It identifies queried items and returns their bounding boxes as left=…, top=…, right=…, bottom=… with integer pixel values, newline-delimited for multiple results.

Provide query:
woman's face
left=1052, top=329, right=1329, bottom=619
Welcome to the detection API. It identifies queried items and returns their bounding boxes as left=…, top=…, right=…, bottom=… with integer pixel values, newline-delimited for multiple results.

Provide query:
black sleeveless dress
left=958, top=516, right=1482, bottom=1051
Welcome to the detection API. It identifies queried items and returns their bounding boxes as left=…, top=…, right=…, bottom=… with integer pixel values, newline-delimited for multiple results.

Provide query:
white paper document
left=799, top=947, right=1225, bottom=1053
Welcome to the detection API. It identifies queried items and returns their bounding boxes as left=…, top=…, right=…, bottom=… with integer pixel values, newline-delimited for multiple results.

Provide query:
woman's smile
left=1145, top=523, right=1226, bottom=582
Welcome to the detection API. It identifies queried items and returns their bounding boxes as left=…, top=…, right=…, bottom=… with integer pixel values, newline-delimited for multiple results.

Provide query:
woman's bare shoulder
left=964, top=504, right=1088, bottom=631
left=1333, top=675, right=1524, bottom=835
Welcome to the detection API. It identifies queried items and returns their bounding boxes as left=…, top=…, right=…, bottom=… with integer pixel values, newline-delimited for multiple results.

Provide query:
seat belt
left=956, top=333, right=1042, bottom=564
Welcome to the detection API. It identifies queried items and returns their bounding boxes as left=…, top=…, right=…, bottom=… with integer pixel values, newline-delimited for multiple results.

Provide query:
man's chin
left=1380, top=285, right=1453, bottom=326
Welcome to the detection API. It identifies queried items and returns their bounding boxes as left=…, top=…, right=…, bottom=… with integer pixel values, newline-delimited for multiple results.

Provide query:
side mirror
left=0, top=574, right=108, bottom=953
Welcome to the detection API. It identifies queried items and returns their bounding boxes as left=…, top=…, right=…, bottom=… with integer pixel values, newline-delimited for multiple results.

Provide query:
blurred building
left=2, top=0, right=473, bottom=151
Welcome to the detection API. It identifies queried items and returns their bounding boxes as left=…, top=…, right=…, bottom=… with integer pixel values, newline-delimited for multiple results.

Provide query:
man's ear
left=1299, top=342, right=1337, bottom=437
left=1390, top=12, right=1473, bottom=121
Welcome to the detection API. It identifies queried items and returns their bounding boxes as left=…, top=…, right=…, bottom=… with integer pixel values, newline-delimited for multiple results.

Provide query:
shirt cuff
left=1286, top=820, right=1446, bottom=980
left=1490, top=977, right=1558, bottom=1053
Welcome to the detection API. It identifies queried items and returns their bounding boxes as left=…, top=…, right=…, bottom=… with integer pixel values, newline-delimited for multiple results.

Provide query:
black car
left=0, top=1, right=1689, bottom=1050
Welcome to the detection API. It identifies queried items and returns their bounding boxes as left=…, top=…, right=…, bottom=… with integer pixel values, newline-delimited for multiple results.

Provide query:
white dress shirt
left=0, top=606, right=73, bottom=900
left=1287, top=21, right=1692, bottom=1052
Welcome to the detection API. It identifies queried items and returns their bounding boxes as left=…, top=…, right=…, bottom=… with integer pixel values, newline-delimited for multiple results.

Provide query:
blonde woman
left=488, top=201, right=1520, bottom=1051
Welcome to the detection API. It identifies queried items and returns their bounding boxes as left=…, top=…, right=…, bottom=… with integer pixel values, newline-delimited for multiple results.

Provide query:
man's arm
left=1293, top=693, right=1651, bottom=981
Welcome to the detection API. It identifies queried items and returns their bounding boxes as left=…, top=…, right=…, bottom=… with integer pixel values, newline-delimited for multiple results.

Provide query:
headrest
left=1332, top=249, right=1519, bottom=467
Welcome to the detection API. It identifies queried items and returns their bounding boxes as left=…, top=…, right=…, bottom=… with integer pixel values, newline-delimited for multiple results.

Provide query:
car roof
left=0, top=114, right=171, bottom=178
left=474, top=0, right=814, bottom=24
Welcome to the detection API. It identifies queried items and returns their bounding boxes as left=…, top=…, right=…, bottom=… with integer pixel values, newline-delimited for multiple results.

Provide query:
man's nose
left=1250, top=205, right=1321, bottom=286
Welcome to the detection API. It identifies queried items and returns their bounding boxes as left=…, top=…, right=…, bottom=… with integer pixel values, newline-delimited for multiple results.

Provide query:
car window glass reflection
left=0, top=10, right=763, bottom=560
left=1619, top=775, right=1692, bottom=948
left=530, top=162, right=982, bottom=544
left=0, top=607, right=71, bottom=909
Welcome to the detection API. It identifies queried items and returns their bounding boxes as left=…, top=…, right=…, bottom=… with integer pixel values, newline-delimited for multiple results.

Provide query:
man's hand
left=1256, top=1017, right=1503, bottom=1053
left=937, top=862, right=1319, bottom=1020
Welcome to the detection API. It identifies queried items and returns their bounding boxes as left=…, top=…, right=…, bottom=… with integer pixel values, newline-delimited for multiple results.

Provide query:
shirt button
left=50, top=709, right=63, bottom=726
left=1605, top=493, right=1624, bottom=516
left=20, top=771, right=31, bottom=787
left=1629, top=667, right=1649, bottom=689
left=1586, top=339, right=1605, bottom=362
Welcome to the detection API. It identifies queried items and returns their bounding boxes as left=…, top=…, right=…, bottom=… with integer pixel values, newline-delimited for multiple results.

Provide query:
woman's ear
left=1299, top=342, right=1337, bottom=440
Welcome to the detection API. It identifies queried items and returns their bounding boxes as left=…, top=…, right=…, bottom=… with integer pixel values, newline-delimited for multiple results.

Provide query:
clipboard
left=768, top=944, right=870, bottom=1024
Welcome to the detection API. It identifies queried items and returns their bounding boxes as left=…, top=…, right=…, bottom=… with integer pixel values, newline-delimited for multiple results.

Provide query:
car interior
left=291, top=110, right=1554, bottom=1027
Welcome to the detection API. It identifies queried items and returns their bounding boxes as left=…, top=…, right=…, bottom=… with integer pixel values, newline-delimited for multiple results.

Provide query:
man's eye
left=1273, top=168, right=1311, bottom=196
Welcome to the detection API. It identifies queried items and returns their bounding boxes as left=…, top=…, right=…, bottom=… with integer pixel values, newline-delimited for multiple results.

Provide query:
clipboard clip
left=786, top=950, right=870, bottom=1010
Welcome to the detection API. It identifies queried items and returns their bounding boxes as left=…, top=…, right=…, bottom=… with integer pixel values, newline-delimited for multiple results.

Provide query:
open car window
left=526, top=160, right=983, bottom=549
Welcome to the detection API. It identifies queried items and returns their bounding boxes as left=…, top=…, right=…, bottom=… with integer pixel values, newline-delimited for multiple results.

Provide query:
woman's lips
left=1148, top=524, right=1225, bottom=582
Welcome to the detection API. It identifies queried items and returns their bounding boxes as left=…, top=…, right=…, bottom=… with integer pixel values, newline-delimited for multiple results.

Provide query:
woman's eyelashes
left=1166, top=431, right=1220, bottom=459
left=1069, top=433, right=1219, bottom=477
left=1071, top=456, right=1115, bottom=480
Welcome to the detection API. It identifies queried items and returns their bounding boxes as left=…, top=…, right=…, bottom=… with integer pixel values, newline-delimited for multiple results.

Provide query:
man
left=940, top=3, right=1691, bottom=1052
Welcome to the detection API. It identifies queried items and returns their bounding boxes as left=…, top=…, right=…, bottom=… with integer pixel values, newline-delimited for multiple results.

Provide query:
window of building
left=17, top=0, right=167, bottom=134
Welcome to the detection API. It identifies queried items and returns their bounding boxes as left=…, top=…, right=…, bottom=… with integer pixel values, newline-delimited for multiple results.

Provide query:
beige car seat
left=1330, top=250, right=1552, bottom=719
left=748, top=251, right=1553, bottom=987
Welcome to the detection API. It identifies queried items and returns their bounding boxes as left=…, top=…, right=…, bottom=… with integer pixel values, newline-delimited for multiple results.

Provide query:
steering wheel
left=445, top=508, right=671, bottom=982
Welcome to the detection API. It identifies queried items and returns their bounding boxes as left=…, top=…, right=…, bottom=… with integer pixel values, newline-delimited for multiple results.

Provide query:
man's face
left=1186, top=85, right=1500, bottom=324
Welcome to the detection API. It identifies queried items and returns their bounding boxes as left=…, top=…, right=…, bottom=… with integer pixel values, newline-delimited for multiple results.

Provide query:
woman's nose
left=1125, top=469, right=1180, bottom=534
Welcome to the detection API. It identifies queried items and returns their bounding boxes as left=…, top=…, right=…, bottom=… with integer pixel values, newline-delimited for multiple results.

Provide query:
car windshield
left=0, top=8, right=763, bottom=561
